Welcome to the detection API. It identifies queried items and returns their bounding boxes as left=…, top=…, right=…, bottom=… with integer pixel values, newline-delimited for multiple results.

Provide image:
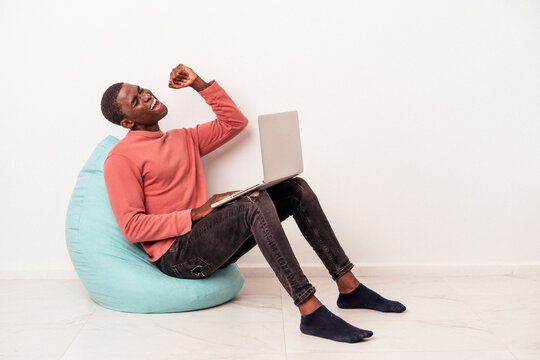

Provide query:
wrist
left=191, top=208, right=200, bottom=222
left=190, top=76, right=209, bottom=92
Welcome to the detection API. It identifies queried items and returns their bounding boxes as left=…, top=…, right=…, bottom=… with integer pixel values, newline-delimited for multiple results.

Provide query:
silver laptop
left=210, top=110, right=303, bottom=208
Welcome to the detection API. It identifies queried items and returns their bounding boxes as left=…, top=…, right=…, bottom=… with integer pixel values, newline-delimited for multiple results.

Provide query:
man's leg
left=266, top=177, right=406, bottom=313
left=156, top=190, right=372, bottom=342
left=157, top=192, right=317, bottom=305
left=219, top=177, right=353, bottom=278
left=266, top=177, right=354, bottom=280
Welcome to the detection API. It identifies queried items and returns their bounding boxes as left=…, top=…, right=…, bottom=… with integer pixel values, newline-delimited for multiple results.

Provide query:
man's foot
left=337, top=284, right=406, bottom=313
left=300, top=305, right=373, bottom=343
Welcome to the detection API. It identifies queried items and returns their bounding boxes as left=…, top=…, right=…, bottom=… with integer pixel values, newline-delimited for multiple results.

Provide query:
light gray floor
left=1, top=274, right=539, bottom=359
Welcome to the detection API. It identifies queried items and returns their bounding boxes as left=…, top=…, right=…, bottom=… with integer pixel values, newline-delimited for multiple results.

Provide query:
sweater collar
left=126, top=129, right=164, bottom=138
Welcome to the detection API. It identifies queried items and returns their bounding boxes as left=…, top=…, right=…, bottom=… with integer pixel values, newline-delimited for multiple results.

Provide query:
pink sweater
left=103, top=80, right=248, bottom=262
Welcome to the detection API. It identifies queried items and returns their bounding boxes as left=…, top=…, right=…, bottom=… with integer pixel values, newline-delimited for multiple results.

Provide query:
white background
left=1, top=0, right=539, bottom=277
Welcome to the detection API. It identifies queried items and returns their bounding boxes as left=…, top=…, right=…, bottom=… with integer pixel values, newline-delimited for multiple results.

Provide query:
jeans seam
left=332, top=261, right=354, bottom=281
left=252, top=206, right=296, bottom=288
left=251, top=194, right=308, bottom=293
left=294, top=286, right=316, bottom=306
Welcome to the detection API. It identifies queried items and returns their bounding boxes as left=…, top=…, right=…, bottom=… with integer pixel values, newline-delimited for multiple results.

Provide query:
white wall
left=1, top=0, right=539, bottom=277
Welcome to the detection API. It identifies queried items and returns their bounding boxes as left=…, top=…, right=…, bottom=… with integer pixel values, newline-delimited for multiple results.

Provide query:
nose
left=142, top=90, right=152, bottom=102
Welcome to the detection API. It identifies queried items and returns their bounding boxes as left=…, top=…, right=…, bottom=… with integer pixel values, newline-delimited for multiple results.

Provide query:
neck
left=131, top=123, right=160, bottom=132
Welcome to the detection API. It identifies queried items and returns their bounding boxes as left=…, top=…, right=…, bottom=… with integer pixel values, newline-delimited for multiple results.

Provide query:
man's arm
left=104, top=154, right=193, bottom=243
left=105, top=154, right=242, bottom=236
left=168, top=64, right=249, bottom=157
left=189, top=77, right=210, bottom=92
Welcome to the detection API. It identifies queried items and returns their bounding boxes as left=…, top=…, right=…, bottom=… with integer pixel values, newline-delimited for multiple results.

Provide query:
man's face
left=116, top=83, right=168, bottom=129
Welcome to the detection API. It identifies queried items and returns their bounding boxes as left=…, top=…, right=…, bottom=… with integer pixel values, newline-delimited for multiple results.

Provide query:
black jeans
left=155, top=177, right=354, bottom=306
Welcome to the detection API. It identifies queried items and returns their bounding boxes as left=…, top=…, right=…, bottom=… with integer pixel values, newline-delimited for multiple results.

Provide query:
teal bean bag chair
left=65, top=136, right=244, bottom=313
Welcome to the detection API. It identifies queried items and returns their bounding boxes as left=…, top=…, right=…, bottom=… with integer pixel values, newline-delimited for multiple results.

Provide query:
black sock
left=337, top=283, right=406, bottom=313
left=300, top=305, right=373, bottom=343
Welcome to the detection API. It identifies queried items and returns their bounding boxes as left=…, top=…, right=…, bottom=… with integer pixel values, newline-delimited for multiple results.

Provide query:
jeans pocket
left=173, top=257, right=213, bottom=278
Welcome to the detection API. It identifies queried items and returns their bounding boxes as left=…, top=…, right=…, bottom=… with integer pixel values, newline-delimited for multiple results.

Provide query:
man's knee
left=246, top=190, right=280, bottom=214
left=290, top=177, right=315, bottom=199
left=291, top=176, right=308, bottom=188
left=249, top=189, right=272, bottom=204
left=238, top=191, right=270, bottom=214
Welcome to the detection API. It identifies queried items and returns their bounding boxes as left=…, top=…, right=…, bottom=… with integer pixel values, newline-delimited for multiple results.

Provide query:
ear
left=120, top=119, right=134, bottom=129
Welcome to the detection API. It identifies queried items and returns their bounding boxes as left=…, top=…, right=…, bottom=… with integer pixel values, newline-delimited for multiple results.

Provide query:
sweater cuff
left=175, top=209, right=193, bottom=236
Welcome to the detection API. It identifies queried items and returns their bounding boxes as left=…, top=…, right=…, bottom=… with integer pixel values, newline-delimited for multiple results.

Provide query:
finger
left=172, top=67, right=185, bottom=76
left=169, top=82, right=183, bottom=89
left=174, top=71, right=188, bottom=78
left=174, top=75, right=188, bottom=82
left=172, top=79, right=187, bottom=86
left=170, top=75, right=181, bottom=84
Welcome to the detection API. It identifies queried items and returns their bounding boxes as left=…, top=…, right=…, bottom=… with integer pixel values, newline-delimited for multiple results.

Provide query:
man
left=101, top=63, right=406, bottom=343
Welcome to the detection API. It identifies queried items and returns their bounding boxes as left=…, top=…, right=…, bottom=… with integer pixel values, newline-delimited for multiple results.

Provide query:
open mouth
left=150, top=97, right=162, bottom=111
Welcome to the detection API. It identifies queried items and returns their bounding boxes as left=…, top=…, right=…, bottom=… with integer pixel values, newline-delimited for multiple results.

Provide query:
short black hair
left=101, top=82, right=125, bottom=125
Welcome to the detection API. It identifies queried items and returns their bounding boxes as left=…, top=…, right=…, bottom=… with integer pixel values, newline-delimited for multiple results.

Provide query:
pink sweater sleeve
left=103, top=154, right=192, bottom=243
left=191, top=80, right=248, bottom=157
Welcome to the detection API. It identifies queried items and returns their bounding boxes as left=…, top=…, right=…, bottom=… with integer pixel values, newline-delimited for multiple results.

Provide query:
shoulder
left=166, top=128, right=190, bottom=137
left=166, top=128, right=197, bottom=143
left=104, top=140, right=139, bottom=170
left=106, top=138, right=129, bottom=161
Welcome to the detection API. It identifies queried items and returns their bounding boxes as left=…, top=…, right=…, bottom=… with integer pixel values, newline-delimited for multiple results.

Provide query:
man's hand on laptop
left=191, top=191, right=238, bottom=221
